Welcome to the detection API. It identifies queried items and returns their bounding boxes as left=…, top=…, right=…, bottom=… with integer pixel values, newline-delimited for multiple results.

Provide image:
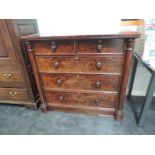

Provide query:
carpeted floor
left=0, top=97, right=155, bottom=135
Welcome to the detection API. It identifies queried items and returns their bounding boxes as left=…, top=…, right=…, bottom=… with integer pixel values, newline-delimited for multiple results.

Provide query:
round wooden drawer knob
left=95, top=99, right=100, bottom=106
left=96, top=62, right=102, bottom=69
left=50, top=41, right=57, bottom=51
left=59, top=96, right=64, bottom=103
left=56, top=79, right=62, bottom=87
left=53, top=62, right=59, bottom=69
left=97, top=40, right=103, bottom=51
left=95, top=81, right=101, bottom=88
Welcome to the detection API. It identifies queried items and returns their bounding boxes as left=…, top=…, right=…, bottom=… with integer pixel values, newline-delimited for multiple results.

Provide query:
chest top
left=20, top=31, right=140, bottom=41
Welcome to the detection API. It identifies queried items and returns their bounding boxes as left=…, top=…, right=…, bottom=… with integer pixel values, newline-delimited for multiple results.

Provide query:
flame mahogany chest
left=21, top=32, right=140, bottom=120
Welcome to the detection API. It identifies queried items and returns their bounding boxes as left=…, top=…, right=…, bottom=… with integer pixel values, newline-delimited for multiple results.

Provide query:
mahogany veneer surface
left=41, top=74, right=120, bottom=92
left=36, top=56, right=123, bottom=74
left=21, top=31, right=140, bottom=120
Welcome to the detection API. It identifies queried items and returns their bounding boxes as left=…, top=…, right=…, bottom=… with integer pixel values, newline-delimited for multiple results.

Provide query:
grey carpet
left=0, top=97, right=155, bottom=135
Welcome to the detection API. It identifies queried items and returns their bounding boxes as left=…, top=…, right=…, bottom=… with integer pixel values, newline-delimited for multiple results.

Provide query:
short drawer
left=46, top=91, right=117, bottom=109
left=0, top=71, right=23, bottom=82
left=33, top=40, right=75, bottom=55
left=0, top=88, right=29, bottom=101
left=36, top=56, right=123, bottom=74
left=42, top=74, right=120, bottom=92
left=0, top=71, right=25, bottom=87
left=78, top=39, right=124, bottom=54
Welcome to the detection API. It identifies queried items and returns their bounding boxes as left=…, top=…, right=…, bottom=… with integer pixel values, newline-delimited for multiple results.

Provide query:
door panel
left=13, top=19, right=39, bottom=36
left=0, top=35, right=7, bottom=57
left=0, top=20, right=17, bottom=65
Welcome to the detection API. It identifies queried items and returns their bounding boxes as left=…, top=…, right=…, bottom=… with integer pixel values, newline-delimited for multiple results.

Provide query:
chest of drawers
left=21, top=32, right=140, bottom=120
left=0, top=19, right=39, bottom=108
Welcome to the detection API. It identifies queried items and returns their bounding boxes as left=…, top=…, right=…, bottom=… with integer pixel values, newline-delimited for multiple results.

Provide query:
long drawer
left=45, top=90, right=117, bottom=109
left=41, top=74, right=120, bottom=92
left=0, top=88, right=29, bottom=101
left=36, top=56, right=123, bottom=74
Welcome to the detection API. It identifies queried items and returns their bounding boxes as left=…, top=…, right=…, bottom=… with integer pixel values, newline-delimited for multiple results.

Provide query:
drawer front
left=0, top=88, right=29, bottom=101
left=36, top=56, right=123, bottom=74
left=46, top=91, right=117, bottom=108
left=0, top=71, right=23, bottom=82
left=42, top=74, right=120, bottom=92
left=33, top=40, right=75, bottom=55
left=78, top=39, right=124, bottom=54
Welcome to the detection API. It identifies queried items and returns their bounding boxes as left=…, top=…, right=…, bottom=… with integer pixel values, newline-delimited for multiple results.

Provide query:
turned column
left=115, top=38, right=135, bottom=120
left=24, top=41, right=47, bottom=112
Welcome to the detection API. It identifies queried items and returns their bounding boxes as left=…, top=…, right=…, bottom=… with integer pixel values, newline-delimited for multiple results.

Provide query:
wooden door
left=0, top=20, right=18, bottom=65
left=13, top=19, right=39, bottom=36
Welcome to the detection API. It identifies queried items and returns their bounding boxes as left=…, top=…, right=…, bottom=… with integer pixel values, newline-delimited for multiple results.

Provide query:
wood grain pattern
left=21, top=32, right=140, bottom=119
left=20, top=31, right=140, bottom=41
left=26, top=42, right=47, bottom=112
left=36, top=56, right=123, bottom=74
left=0, top=70, right=23, bottom=82
left=0, top=19, right=40, bottom=108
left=78, top=39, right=124, bottom=54
left=0, top=69, right=25, bottom=87
left=115, top=39, right=135, bottom=120
left=47, top=105, right=115, bottom=116
left=33, top=40, right=75, bottom=55
left=41, top=73, right=120, bottom=92
left=46, top=90, right=117, bottom=108
left=0, top=88, right=29, bottom=101
left=0, top=20, right=17, bottom=65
